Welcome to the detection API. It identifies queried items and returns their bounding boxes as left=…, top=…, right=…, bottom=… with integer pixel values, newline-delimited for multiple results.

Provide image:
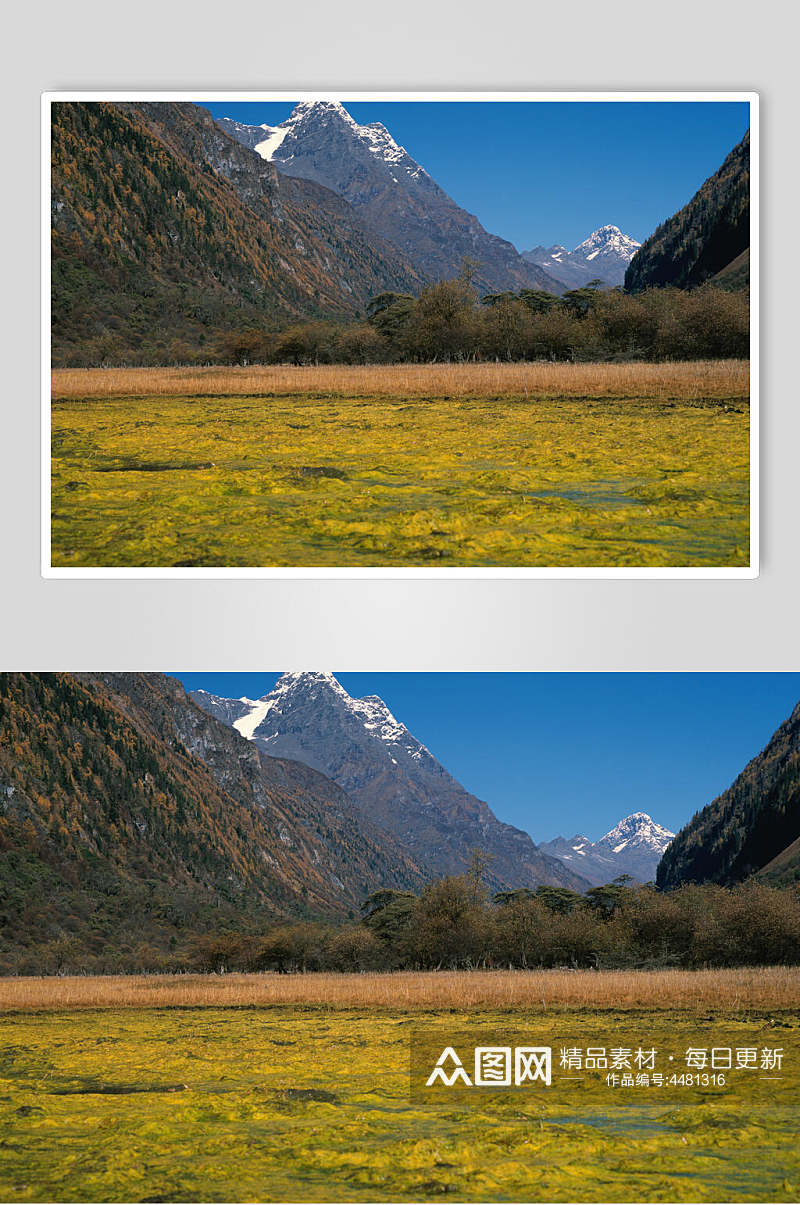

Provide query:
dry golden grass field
left=1, top=966, right=796, bottom=1012
left=52, top=359, right=750, bottom=401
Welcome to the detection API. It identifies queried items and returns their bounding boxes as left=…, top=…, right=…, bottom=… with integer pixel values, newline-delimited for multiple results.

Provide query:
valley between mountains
left=51, top=97, right=747, bottom=365
left=3, top=677, right=800, bottom=1200
left=2, top=670, right=798, bottom=976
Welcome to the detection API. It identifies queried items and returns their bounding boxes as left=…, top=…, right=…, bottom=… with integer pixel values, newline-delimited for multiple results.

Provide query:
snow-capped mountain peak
left=216, top=104, right=566, bottom=295
left=539, top=812, right=674, bottom=885
left=293, top=99, right=348, bottom=118
left=596, top=812, right=675, bottom=854
left=220, top=672, right=430, bottom=763
left=273, top=670, right=344, bottom=693
left=348, top=693, right=407, bottom=744
left=247, top=100, right=425, bottom=183
left=521, top=224, right=641, bottom=288
left=190, top=674, right=591, bottom=892
left=572, top=224, right=641, bottom=261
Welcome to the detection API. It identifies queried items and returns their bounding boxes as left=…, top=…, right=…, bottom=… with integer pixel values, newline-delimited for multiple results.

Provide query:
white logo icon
left=426, top=1045, right=552, bottom=1088
left=426, top=1047, right=473, bottom=1086
left=474, top=1047, right=512, bottom=1086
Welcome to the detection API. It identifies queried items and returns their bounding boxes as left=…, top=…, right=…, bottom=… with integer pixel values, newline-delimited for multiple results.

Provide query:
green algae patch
left=50, top=393, right=750, bottom=568
left=0, top=1006, right=795, bottom=1202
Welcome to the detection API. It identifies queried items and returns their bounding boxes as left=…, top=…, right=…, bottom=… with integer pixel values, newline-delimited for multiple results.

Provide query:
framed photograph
left=43, top=92, right=757, bottom=577
left=1, top=670, right=797, bottom=1203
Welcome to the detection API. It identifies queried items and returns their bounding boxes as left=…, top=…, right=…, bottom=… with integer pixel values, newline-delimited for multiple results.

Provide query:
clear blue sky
left=173, top=673, right=797, bottom=844
left=203, top=99, right=750, bottom=251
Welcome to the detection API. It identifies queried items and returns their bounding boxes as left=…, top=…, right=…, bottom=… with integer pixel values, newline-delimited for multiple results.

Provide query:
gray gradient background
left=1, top=0, right=796, bottom=671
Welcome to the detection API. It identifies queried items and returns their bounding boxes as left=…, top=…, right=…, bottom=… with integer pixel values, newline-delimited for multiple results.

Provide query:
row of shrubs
left=194, top=879, right=800, bottom=973
left=211, top=280, right=749, bottom=366
left=5, top=877, right=796, bottom=976
left=60, top=278, right=750, bottom=368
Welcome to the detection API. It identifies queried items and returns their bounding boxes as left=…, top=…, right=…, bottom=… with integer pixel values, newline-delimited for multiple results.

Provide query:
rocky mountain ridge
left=217, top=101, right=566, bottom=296
left=193, top=673, right=590, bottom=893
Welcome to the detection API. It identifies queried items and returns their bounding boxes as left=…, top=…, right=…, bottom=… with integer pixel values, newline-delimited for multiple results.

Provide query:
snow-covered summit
left=596, top=812, right=675, bottom=854
left=245, top=100, right=425, bottom=183
left=572, top=224, right=641, bottom=262
left=216, top=102, right=565, bottom=295
left=218, top=672, right=431, bottom=764
left=189, top=674, right=590, bottom=892
left=347, top=693, right=409, bottom=746
left=539, top=812, right=674, bottom=885
left=522, top=224, right=641, bottom=288
left=271, top=670, right=344, bottom=694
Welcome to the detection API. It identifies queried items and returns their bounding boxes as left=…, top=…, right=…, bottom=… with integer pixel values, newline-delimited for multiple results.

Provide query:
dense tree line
left=6, top=869, right=798, bottom=976
left=214, top=277, right=749, bottom=368
left=185, top=874, right=800, bottom=975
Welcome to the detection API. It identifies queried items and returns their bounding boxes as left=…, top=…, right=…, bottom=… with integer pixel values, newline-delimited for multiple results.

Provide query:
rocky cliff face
left=218, top=101, right=565, bottom=296
left=193, top=672, right=590, bottom=893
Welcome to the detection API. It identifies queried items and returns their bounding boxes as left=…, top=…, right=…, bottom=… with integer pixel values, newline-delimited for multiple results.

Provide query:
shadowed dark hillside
left=625, top=130, right=750, bottom=293
left=657, top=699, right=800, bottom=888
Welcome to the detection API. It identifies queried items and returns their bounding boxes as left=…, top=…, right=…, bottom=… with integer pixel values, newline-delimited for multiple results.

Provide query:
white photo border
left=41, top=90, right=759, bottom=580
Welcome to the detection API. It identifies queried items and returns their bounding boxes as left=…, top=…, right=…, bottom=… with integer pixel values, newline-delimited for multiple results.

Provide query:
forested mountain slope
left=657, top=699, right=800, bottom=887
left=51, top=102, right=420, bottom=365
left=0, top=673, right=424, bottom=969
left=625, top=130, right=750, bottom=293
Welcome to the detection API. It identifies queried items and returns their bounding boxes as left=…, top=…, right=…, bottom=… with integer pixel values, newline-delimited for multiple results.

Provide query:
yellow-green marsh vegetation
left=50, top=361, right=750, bottom=569
left=0, top=1001, right=796, bottom=1202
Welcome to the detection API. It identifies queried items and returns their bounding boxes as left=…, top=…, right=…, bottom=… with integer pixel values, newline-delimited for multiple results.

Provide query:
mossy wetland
left=0, top=1004, right=795, bottom=1202
left=50, top=363, right=750, bottom=569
